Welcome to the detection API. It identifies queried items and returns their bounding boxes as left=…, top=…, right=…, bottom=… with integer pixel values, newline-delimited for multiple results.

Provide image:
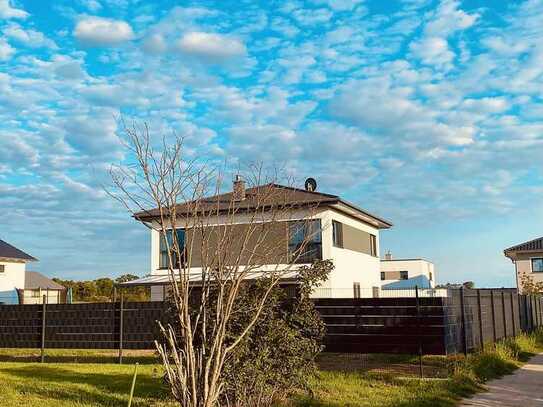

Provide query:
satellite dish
left=304, top=177, right=317, bottom=192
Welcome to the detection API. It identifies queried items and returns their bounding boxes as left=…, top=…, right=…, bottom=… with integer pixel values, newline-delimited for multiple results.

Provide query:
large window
left=532, top=258, right=543, bottom=273
left=400, top=270, right=408, bottom=280
left=0, top=265, right=4, bottom=273
left=369, top=234, right=377, bottom=257
left=288, top=220, right=322, bottom=264
left=380, top=271, right=386, bottom=281
left=159, top=229, right=186, bottom=269
left=332, top=220, right=343, bottom=248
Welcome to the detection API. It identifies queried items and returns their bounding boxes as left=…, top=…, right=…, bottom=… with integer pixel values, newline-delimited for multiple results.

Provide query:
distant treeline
left=52, top=274, right=150, bottom=302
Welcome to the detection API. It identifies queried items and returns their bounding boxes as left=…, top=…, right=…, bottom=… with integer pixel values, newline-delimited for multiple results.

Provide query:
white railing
left=310, top=287, right=448, bottom=299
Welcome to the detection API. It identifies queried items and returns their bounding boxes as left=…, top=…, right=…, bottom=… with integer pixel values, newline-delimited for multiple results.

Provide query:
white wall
left=22, top=289, right=63, bottom=304
left=320, top=208, right=381, bottom=295
left=0, top=260, right=26, bottom=304
left=380, top=259, right=436, bottom=287
left=148, top=207, right=383, bottom=298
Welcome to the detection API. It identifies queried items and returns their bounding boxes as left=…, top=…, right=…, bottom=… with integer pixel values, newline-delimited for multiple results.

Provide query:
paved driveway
left=460, top=353, right=543, bottom=406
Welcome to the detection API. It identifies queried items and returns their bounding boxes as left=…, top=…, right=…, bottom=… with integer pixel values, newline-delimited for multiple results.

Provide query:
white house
left=123, top=179, right=393, bottom=299
left=0, top=239, right=37, bottom=304
left=380, top=252, right=436, bottom=289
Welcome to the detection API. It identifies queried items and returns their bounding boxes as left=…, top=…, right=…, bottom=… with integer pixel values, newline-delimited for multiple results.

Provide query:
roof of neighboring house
left=135, top=183, right=393, bottom=229
left=504, top=237, right=543, bottom=257
left=0, top=239, right=37, bottom=262
left=24, top=271, right=65, bottom=290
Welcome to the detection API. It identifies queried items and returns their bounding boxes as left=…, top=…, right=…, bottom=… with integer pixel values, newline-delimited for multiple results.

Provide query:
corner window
left=429, top=271, right=433, bottom=281
left=369, top=234, right=377, bottom=257
left=532, top=258, right=543, bottom=273
left=159, top=229, right=186, bottom=269
left=332, top=220, right=343, bottom=248
left=400, top=270, right=408, bottom=280
left=288, top=220, right=322, bottom=264
left=0, top=265, right=4, bottom=273
left=380, top=271, right=386, bottom=281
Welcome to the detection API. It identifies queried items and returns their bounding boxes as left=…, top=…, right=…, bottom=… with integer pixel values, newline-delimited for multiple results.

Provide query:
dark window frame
left=159, top=228, right=186, bottom=269
left=531, top=258, right=543, bottom=273
left=288, top=219, right=322, bottom=264
left=332, top=220, right=343, bottom=248
left=0, top=265, right=4, bottom=273
left=369, top=234, right=377, bottom=257
left=399, top=270, right=408, bottom=280
left=380, top=271, right=386, bottom=281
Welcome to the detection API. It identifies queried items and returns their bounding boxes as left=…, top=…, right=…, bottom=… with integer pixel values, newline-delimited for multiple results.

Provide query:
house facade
left=380, top=252, right=436, bottom=289
left=18, top=271, right=66, bottom=304
left=127, top=179, right=392, bottom=299
left=504, top=237, right=543, bottom=293
left=0, top=239, right=37, bottom=304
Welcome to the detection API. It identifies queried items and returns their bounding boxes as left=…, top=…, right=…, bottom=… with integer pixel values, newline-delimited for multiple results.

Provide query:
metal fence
left=444, top=288, right=543, bottom=354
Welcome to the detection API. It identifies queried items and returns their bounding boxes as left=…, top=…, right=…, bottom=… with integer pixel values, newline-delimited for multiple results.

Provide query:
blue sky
left=1, top=0, right=543, bottom=286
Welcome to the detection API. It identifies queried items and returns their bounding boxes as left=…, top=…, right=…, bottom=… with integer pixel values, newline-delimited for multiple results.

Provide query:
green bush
left=221, top=260, right=333, bottom=407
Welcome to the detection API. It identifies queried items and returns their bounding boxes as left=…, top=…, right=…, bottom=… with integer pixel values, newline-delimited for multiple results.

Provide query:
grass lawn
left=0, top=331, right=541, bottom=407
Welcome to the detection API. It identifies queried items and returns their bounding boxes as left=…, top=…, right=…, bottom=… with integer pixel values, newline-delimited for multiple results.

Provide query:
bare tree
left=108, top=123, right=323, bottom=407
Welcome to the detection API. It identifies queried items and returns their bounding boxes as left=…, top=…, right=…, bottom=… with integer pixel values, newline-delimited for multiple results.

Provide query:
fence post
left=490, top=290, right=497, bottom=342
left=510, top=292, right=516, bottom=337
left=501, top=291, right=507, bottom=338
left=460, top=287, right=468, bottom=355
left=119, top=294, right=124, bottom=364
left=477, top=289, right=484, bottom=350
left=531, top=295, right=536, bottom=331
left=40, top=295, right=46, bottom=363
left=415, top=286, right=423, bottom=378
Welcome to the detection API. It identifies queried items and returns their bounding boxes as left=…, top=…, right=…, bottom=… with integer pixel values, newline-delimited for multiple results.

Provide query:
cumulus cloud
left=3, top=23, right=57, bottom=48
left=142, top=33, right=166, bottom=54
left=176, top=32, right=246, bottom=60
left=0, top=37, right=14, bottom=60
left=74, top=16, right=134, bottom=46
left=0, top=0, right=28, bottom=19
left=409, top=36, right=454, bottom=67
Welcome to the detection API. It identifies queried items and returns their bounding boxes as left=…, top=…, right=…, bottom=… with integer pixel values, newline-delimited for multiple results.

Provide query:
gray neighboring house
left=504, top=237, right=543, bottom=293
left=18, top=271, right=66, bottom=304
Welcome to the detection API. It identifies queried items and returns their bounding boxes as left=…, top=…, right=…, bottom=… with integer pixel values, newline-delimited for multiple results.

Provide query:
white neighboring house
left=380, top=252, right=436, bottom=289
left=121, top=180, right=393, bottom=299
left=19, top=271, right=66, bottom=305
left=0, top=239, right=37, bottom=304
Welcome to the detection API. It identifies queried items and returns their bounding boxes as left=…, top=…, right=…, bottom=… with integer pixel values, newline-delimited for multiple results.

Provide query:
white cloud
left=409, top=36, right=454, bottom=66
left=176, top=32, right=246, bottom=60
left=0, top=37, right=14, bottom=60
left=74, top=16, right=134, bottom=46
left=3, top=24, right=57, bottom=48
left=0, top=0, right=28, bottom=19
left=142, top=33, right=166, bottom=54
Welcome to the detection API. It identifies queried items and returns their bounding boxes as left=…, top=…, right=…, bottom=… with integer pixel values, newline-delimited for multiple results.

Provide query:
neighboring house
left=504, top=237, right=543, bottom=293
left=380, top=252, right=436, bottom=289
left=18, top=271, right=66, bottom=304
left=123, top=179, right=393, bottom=299
left=0, top=239, right=37, bottom=304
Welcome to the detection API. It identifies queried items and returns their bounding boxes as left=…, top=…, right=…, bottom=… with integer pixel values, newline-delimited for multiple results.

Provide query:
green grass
left=0, top=331, right=541, bottom=407
left=291, top=330, right=543, bottom=406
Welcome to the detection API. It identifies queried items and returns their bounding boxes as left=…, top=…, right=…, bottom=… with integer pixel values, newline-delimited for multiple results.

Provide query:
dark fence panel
left=0, top=289, right=542, bottom=358
left=313, top=297, right=447, bottom=355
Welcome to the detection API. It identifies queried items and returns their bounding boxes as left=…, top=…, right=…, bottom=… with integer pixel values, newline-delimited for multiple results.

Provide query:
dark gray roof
left=25, top=271, right=65, bottom=290
left=0, top=239, right=37, bottom=261
left=135, top=183, right=393, bottom=229
left=504, top=237, right=543, bottom=254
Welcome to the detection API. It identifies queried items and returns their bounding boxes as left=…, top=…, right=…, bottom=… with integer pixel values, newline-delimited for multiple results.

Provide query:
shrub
left=221, top=260, right=333, bottom=407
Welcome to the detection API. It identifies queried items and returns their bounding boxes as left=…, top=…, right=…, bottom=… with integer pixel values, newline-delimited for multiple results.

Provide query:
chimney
left=384, top=250, right=392, bottom=261
left=233, top=175, right=246, bottom=201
